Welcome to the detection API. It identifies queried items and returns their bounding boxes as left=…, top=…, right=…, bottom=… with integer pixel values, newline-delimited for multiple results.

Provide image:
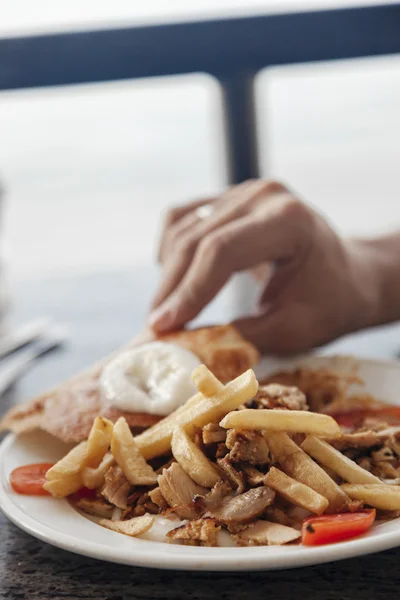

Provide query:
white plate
left=1, top=355, right=400, bottom=571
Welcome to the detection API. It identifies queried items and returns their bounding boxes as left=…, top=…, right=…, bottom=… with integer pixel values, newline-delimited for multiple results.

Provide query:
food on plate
left=236, top=520, right=301, bottom=546
left=111, top=417, right=157, bottom=486
left=341, top=484, right=400, bottom=510
left=220, top=408, right=341, bottom=437
left=82, top=452, right=115, bottom=489
left=100, top=514, right=155, bottom=536
left=264, top=467, right=329, bottom=515
left=9, top=463, right=54, bottom=496
left=301, top=436, right=381, bottom=484
left=266, top=432, right=349, bottom=513
left=0, top=325, right=259, bottom=443
left=171, top=426, right=221, bottom=487
left=6, top=337, right=400, bottom=549
left=301, top=510, right=376, bottom=545
left=135, top=367, right=258, bottom=459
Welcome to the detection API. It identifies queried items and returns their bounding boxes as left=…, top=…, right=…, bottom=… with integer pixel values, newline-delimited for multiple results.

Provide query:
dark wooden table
left=1, top=269, right=400, bottom=600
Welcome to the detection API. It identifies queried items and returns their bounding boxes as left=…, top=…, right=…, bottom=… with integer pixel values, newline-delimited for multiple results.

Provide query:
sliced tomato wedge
left=10, top=463, right=54, bottom=496
left=302, top=510, right=376, bottom=546
left=331, top=407, right=400, bottom=428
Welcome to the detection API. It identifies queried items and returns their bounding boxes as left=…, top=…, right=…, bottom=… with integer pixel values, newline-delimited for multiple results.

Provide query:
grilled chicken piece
left=193, top=480, right=232, bottom=513
left=208, top=486, right=275, bottom=525
left=217, top=456, right=246, bottom=493
left=74, top=497, right=114, bottom=519
left=226, top=429, right=270, bottom=465
left=241, top=464, right=266, bottom=486
left=148, top=486, right=169, bottom=511
left=236, top=520, right=300, bottom=546
left=330, top=427, right=400, bottom=451
left=202, top=423, right=227, bottom=445
left=167, top=517, right=221, bottom=546
left=101, top=465, right=131, bottom=509
left=250, top=384, right=308, bottom=412
left=261, top=367, right=360, bottom=413
left=158, top=463, right=207, bottom=519
left=264, top=506, right=294, bottom=527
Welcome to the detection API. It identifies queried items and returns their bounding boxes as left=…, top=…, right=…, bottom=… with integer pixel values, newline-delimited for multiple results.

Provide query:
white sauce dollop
left=99, top=341, right=201, bottom=416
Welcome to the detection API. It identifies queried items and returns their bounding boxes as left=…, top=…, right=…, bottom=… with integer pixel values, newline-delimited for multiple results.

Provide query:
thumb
left=233, top=308, right=301, bottom=356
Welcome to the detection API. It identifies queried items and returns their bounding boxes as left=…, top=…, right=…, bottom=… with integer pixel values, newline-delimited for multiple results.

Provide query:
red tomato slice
left=302, top=510, right=376, bottom=546
left=10, top=463, right=54, bottom=496
left=331, top=407, right=400, bottom=428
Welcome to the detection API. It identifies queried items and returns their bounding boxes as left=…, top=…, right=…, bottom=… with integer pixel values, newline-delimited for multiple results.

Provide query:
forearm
left=352, top=231, right=400, bottom=328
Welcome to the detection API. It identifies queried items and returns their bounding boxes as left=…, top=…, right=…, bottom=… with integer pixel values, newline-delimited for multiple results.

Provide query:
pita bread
left=0, top=325, right=259, bottom=443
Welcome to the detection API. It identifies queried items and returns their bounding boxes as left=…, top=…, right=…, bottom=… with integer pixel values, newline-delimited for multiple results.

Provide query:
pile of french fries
left=44, top=364, right=400, bottom=542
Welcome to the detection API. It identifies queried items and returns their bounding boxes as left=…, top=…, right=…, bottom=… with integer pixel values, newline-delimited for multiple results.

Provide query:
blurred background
left=0, top=0, right=400, bottom=396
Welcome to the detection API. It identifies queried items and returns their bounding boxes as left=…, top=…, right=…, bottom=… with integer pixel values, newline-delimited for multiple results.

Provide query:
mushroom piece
left=209, top=486, right=275, bottom=525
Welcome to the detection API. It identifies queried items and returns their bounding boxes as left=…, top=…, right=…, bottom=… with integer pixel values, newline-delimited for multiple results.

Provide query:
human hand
left=149, top=180, right=380, bottom=354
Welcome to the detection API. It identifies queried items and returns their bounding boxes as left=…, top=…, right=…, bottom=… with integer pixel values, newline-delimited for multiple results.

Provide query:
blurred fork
left=0, top=317, right=53, bottom=360
left=0, top=326, right=67, bottom=397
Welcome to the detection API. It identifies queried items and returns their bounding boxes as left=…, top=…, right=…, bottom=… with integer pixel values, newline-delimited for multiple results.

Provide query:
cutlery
left=0, top=317, right=53, bottom=361
left=0, top=326, right=67, bottom=396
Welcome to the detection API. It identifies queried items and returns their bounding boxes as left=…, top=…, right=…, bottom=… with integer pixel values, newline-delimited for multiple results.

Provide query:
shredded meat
left=217, top=455, right=246, bottom=493
left=226, top=429, right=270, bottom=465
left=330, top=430, right=390, bottom=450
left=215, top=443, right=229, bottom=459
left=122, top=489, right=160, bottom=518
left=262, top=368, right=361, bottom=412
left=148, top=486, right=169, bottom=511
left=249, top=384, right=308, bottom=412
left=241, top=464, right=266, bottom=486
left=264, top=506, right=294, bottom=527
left=193, top=480, right=232, bottom=513
left=101, top=465, right=131, bottom=509
left=166, top=517, right=221, bottom=546
left=202, top=423, right=227, bottom=445
left=333, top=424, right=400, bottom=481
left=158, top=463, right=207, bottom=519
left=74, top=497, right=114, bottom=519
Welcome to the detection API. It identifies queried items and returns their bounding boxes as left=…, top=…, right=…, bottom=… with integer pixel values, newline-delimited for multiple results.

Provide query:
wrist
left=346, top=233, right=400, bottom=330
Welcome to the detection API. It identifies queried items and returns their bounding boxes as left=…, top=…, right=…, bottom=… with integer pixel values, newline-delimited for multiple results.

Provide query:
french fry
left=135, top=368, right=258, bottom=460
left=46, top=417, right=113, bottom=483
left=82, top=452, right=115, bottom=489
left=266, top=432, right=348, bottom=513
left=301, top=436, right=381, bottom=485
left=100, top=514, right=155, bottom=537
left=85, top=416, right=113, bottom=468
left=220, top=409, right=341, bottom=437
left=265, top=466, right=329, bottom=515
left=191, top=365, right=224, bottom=397
left=171, top=426, right=221, bottom=487
left=43, top=472, right=83, bottom=498
left=111, top=417, right=157, bottom=485
left=341, top=484, right=400, bottom=510
left=45, top=441, right=87, bottom=481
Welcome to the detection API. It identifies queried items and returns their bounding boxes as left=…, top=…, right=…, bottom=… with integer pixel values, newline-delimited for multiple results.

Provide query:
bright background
left=0, top=0, right=399, bottom=327
left=0, top=0, right=399, bottom=390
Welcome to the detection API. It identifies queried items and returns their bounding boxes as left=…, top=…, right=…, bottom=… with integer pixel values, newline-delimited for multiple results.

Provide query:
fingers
left=158, top=179, right=269, bottom=266
left=157, top=198, right=213, bottom=263
left=149, top=197, right=313, bottom=332
left=152, top=180, right=281, bottom=309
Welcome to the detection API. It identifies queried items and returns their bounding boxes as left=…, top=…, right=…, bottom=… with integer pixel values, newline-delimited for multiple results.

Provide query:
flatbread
left=0, top=325, right=259, bottom=443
